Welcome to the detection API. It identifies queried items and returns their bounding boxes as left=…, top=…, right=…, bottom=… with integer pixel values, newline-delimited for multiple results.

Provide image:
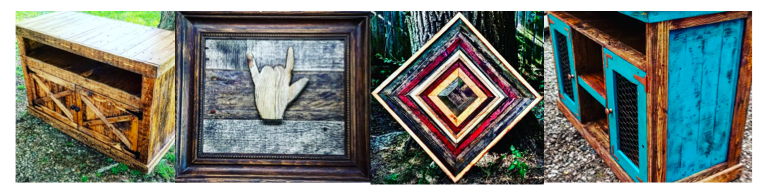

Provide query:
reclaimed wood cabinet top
left=16, top=11, right=174, bottom=78
left=619, top=11, right=725, bottom=23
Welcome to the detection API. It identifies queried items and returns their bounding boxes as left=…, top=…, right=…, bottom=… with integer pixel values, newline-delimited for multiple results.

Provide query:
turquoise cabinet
left=604, top=48, right=648, bottom=182
left=549, top=11, right=750, bottom=182
left=549, top=14, right=579, bottom=118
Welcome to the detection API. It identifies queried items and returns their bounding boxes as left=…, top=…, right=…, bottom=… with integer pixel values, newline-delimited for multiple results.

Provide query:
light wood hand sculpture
left=247, top=47, right=309, bottom=120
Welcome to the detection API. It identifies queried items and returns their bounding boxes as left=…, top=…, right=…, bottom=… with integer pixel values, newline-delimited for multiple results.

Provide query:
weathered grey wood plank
left=201, top=119, right=345, bottom=155
left=204, top=39, right=345, bottom=71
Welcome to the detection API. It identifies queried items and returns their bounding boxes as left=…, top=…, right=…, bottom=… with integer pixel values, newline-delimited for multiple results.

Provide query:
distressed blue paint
left=549, top=14, right=579, bottom=118
left=665, top=19, right=744, bottom=182
left=604, top=48, right=648, bottom=182
left=577, top=76, right=606, bottom=107
left=619, top=11, right=725, bottom=23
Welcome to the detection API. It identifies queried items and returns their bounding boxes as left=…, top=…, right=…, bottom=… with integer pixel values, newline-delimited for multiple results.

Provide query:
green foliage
left=163, top=147, right=176, bottom=163
left=384, top=173, right=399, bottom=184
left=508, top=145, right=529, bottom=180
left=155, top=160, right=175, bottom=181
left=478, top=154, right=506, bottom=180
left=17, top=85, right=25, bottom=90
left=111, top=163, right=129, bottom=174
left=80, top=176, right=88, bottom=182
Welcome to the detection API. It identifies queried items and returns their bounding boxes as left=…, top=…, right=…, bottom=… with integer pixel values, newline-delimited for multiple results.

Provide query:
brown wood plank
left=33, top=13, right=92, bottom=36
left=33, top=90, right=71, bottom=105
left=727, top=14, right=752, bottom=167
left=82, top=115, right=134, bottom=126
left=23, top=12, right=82, bottom=32
left=126, top=32, right=175, bottom=64
left=35, top=105, right=78, bottom=128
left=699, top=163, right=743, bottom=182
left=675, top=162, right=728, bottom=182
left=558, top=100, right=634, bottom=182
left=99, top=27, right=159, bottom=51
left=81, top=24, right=147, bottom=48
left=18, top=36, right=37, bottom=107
left=670, top=11, right=750, bottom=30
left=550, top=11, right=647, bottom=71
left=137, top=76, right=155, bottom=162
left=53, top=17, right=114, bottom=40
left=646, top=21, right=670, bottom=182
left=578, top=74, right=606, bottom=99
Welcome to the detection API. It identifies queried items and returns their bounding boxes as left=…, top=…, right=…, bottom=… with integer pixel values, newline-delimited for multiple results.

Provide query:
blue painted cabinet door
left=549, top=14, right=579, bottom=118
left=603, top=48, right=648, bottom=182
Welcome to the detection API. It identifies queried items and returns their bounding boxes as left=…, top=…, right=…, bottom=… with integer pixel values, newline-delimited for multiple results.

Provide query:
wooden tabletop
left=16, top=12, right=174, bottom=78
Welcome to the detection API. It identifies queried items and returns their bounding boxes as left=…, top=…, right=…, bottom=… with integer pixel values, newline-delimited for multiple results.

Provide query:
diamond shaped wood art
left=372, top=13, right=541, bottom=182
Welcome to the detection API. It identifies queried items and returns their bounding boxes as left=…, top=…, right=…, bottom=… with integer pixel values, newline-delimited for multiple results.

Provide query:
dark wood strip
left=646, top=21, right=670, bottom=182
left=727, top=14, right=752, bottom=166
left=203, top=70, right=345, bottom=121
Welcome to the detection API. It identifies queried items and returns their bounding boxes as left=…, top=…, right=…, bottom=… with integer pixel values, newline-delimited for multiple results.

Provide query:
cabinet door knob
left=605, top=108, right=613, bottom=115
left=567, top=74, right=574, bottom=80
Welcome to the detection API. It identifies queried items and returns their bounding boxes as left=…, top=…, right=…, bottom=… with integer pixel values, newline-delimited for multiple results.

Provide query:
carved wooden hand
left=247, top=47, right=309, bottom=120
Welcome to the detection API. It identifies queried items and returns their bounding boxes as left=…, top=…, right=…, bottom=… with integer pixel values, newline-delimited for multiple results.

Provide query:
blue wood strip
left=696, top=22, right=723, bottom=171
left=577, top=76, right=605, bottom=107
left=619, top=11, right=725, bottom=23
left=665, top=19, right=744, bottom=181
left=666, top=29, right=688, bottom=181
left=709, top=19, right=744, bottom=164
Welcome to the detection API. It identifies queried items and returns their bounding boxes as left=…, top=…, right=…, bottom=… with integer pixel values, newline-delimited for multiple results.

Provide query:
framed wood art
left=372, top=13, right=542, bottom=182
left=175, top=11, right=370, bottom=182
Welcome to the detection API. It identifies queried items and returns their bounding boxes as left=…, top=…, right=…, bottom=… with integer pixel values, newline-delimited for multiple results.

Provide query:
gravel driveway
left=542, top=35, right=752, bottom=183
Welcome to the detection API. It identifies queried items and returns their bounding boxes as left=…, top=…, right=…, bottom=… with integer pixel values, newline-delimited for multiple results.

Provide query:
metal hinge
left=604, top=53, right=613, bottom=68
left=633, top=74, right=648, bottom=93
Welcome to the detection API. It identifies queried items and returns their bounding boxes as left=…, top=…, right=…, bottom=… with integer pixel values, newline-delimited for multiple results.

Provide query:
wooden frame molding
left=175, top=11, right=371, bottom=182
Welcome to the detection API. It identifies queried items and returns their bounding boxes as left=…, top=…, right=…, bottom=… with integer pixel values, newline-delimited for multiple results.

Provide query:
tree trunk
left=370, top=11, right=411, bottom=61
left=406, top=11, right=518, bottom=68
left=157, top=11, right=175, bottom=31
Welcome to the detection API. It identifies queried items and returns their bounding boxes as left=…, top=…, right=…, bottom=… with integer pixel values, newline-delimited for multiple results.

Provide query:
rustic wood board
left=15, top=11, right=175, bottom=78
left=372, top=13, right=541, bottom=182
left=205, top=39, right=345, bottom=71
left=201, top=38, right=347, bottom=155
left=202, top=120, right=345, bottom=155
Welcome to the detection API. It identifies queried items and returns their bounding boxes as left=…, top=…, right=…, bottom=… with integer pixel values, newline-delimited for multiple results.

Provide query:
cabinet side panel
left=665, top=19, right=744, bottom=182
left=149, top=64, right=176, bottom=164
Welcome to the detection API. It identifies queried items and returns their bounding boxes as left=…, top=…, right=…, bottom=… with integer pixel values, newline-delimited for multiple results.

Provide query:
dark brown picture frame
left=175, top=11, right=370, bottom=182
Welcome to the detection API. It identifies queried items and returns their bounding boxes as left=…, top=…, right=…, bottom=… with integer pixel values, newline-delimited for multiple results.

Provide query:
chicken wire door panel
left=604, top=48, right=648, bottom=182
left=549, top=14, right=579, bottom=118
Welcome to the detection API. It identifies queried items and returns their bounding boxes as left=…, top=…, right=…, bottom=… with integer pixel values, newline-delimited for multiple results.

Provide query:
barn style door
left=549, top=14, right=579, bottom=118
left=604, top=48, right=648, bottom=182
left=27, top=71, right=80, bottom=128
left=77, top=87, right=140, bottom=153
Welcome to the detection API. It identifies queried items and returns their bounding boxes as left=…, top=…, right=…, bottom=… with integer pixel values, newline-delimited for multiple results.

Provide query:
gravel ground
left=543, top=35, right=752, bottom=183
left=15, top=55, right=175, bottom=183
